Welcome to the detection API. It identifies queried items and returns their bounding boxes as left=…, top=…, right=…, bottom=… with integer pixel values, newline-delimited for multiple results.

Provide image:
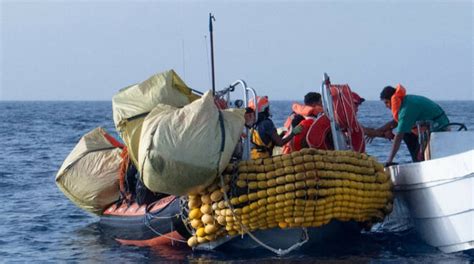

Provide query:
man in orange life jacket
left=248, top=96, right=302, bottom=159
left=281, top=92, right=324, bottom=154
left=369, top=85, right=449, bottom=165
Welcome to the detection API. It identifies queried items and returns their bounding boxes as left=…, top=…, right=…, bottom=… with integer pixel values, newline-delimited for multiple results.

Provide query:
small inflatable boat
left=99, top=195, right=189, bottom=246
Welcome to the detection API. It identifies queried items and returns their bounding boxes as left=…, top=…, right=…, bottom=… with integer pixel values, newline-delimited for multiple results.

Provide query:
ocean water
left=0, top=100, right=473, bottom=263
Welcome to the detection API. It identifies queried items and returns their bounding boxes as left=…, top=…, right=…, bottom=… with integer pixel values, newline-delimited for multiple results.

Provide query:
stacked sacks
left=56, top=127, right=124, bottom=215
left=112, top=69, right=200, bottom=167
left=138, top=91, right=245, bottom=195
left=186, top=148, right=393, bottom=247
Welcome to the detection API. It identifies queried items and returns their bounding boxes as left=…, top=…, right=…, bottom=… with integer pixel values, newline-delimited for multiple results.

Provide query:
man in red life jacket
left=282, top=92, right=324, bottom=154
left=284, top=91, right=368, bottom=153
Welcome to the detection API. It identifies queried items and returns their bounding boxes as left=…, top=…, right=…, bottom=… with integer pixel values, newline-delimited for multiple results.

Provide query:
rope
left=178, top=197, right=195, bottom=236
left=341, top=86, right=354, bottom=149
left=332, top=85, right=365, bottom=152
left=144, top=216, right=187, bottom=243
left=144, top=198, right=187, bottom=243
left=118, top=147, right=130, bottom=203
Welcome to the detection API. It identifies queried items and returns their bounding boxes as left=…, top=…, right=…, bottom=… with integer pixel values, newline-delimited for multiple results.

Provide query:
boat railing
left=420, top=122, right=470, bottom=160
left=321, top=73, right=348, bottom=150
left=217, top=79, right=257, bottom=160
left=416, top=120, right=433, bottom=160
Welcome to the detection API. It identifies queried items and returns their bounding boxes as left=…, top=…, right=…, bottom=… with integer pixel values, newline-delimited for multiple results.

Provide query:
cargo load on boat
left=56, top=127, right=124, bottom=215
left=112, top=69, right=200, bottom=167
left=138, top=91, right=245, bottom=195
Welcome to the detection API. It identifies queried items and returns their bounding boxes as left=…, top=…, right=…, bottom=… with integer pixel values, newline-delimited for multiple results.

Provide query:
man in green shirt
left=374, top=85, right=449, bottom=165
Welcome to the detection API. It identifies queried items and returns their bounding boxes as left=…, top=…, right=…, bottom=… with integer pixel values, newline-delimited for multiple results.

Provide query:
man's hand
left=383, top=130, right=395, bottom=140
left=365, top=134, right=375, bottom=144
left=364, top=127, right=395, bottom=143
left=386, top=132, right=404, bottom=166
left=364, top=127, right=383, bottom=144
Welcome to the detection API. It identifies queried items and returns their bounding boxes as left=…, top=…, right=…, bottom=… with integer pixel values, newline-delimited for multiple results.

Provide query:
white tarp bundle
left=56, top=127, right=123, bottom=215
left=138, top=91, right=245, bottom=195
left=112, top=69, right=200, bottom=167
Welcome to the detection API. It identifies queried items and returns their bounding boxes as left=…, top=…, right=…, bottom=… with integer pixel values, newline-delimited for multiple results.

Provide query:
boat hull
left=389, top=149, right=473, bottom=253
left=99, top=196, right=187, bottom=246
left=196, top=220, right=361, bottom=252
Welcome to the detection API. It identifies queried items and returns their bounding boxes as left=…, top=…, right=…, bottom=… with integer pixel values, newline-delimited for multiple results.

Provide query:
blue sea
left=0, top=100, right=473, bottom=263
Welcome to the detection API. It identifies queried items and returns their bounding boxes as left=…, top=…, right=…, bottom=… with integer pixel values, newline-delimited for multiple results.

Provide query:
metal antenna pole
left=209, top=13, right=216, bottom=95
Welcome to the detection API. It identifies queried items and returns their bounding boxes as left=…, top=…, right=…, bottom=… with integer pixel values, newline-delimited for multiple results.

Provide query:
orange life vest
left=389, top=84, right=423, bottom=135
left=390, top=84, right=406, bottom=122
left=283, top=103, right=323, bottom=129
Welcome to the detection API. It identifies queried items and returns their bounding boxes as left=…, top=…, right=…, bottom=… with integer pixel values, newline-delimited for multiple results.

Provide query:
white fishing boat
left=319, top=75, right=473, bottom=253
left=388, top=126, right=473, bottom=253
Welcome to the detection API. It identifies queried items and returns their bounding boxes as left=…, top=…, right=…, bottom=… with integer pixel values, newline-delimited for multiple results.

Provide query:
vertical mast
left=209, top=13, right=216, bottom=95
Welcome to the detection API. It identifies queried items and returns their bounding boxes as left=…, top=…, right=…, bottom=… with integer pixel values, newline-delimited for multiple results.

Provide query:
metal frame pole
left=209, top=13, right=216, bottom=95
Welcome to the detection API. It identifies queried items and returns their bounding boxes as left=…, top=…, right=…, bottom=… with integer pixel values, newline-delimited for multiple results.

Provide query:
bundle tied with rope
left=56, top=127, right=125, bottom=215
left=185, top=148, right=393, bottom=248
left=137, top=91, right=245, bottom=196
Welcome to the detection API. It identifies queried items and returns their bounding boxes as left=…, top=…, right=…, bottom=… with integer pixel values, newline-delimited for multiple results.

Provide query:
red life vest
left=292, top=114, right=333, bottom=151
left=282, top=103, right=323, bottom=154
left=284, top=85, right=366, bottom=153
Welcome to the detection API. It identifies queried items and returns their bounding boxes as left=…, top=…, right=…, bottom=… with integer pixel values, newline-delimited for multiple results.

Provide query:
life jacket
left=282, top=103, right=323, bottom=154
left=250, top=127, right=274, bottom=159
left=248, top=96, right=270, bottom=113
left=330, top=84, right=365, bottom=153
left=286, top=86, right=366, bottom=154
left=283, top=103, right=323, bottom=129
left=390, top=84, right=406, bottom=122
left=291, top=118, right=312, bottom=152
left=293, top=114, right=333, bottom=151
left=389, top=84, right=438, bottom=136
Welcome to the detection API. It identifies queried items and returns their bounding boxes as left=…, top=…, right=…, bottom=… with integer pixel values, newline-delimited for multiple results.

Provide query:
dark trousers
left=403, top=132, right=420, bottom=162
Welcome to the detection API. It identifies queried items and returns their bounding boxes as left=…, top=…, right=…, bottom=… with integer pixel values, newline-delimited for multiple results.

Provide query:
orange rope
left=102, top=131, right=124, bottom=148
left=118, top=147, right=129, bottom=201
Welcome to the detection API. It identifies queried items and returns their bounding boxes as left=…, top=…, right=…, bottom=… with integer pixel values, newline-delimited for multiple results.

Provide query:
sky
left=0, top=0, right=472, bottom=101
